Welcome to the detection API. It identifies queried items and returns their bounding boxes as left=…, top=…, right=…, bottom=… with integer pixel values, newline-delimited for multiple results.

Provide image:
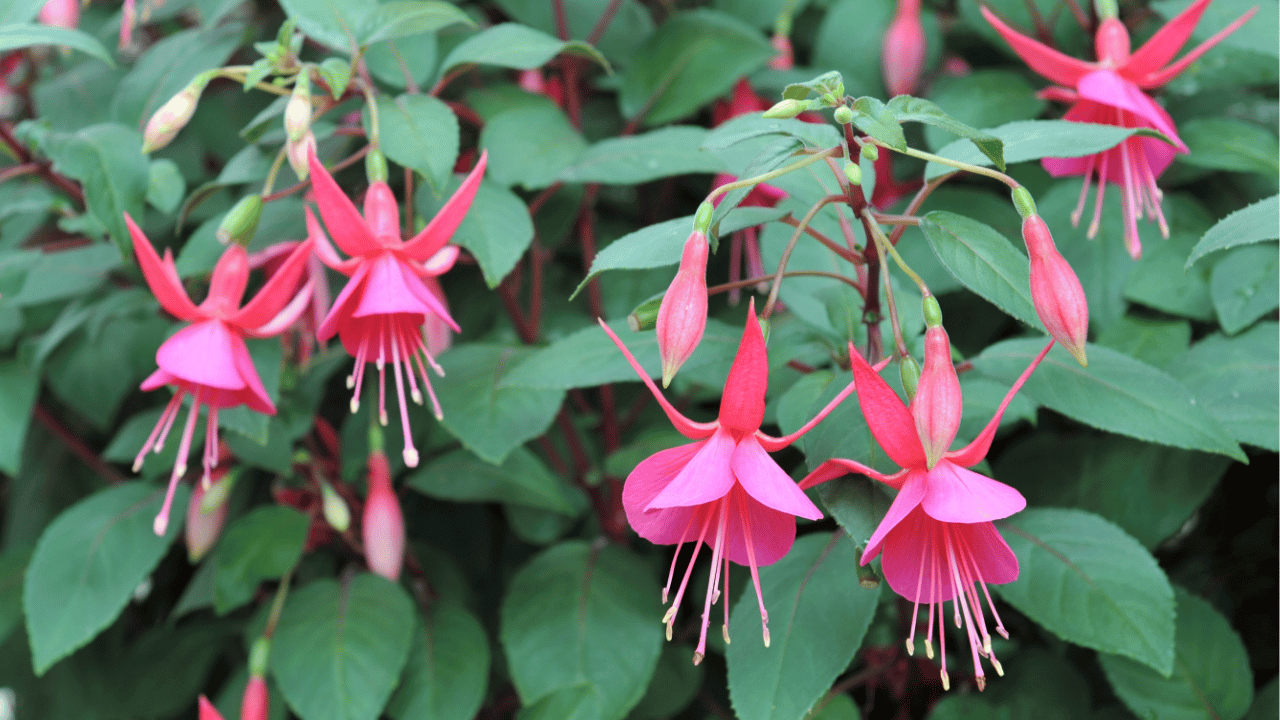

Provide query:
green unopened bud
left=693, top=201, right=714, bottom=234
left=217, top=194, right=263, bottom=246
left=1094, top=0, right=1119, bottom=20
left=922, top=294, right=943, bottom=328
left=628, top=293, right=663, bottom=332
left=365, top=149, right=388, bottom=184
left=319, top=479, right=351, bottom=532
left=284, top=72, right=312, bottom=142
left=200, top=470, right=237, bottom=514
left=249, top=636, right=271, bottom=678
left=855, top=547, right=880, bottom=589
left=1011, top=185, right=1037, bottom=219
left=860, top=144, right=879, bottom=161
left=141, top=71, right=214, bottom=153
left=832, top=105, right=854, bottom=125
left=762, top=98, right=807, bottom=119
left=368, top=423, right=385, bottom=454
left=899, top=354, right=921, bottom=402
left=843, top=161, right=862, bottom=186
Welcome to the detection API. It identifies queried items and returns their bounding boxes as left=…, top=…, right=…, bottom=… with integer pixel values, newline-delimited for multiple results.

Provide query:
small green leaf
left=1178, top=117, right=1280, bottom=177
left=366, top=94, right=459, bottom=192
left=926, top=120, right=1173, bottom=180
left=851, top=96, right=907, bottom=150
left=816, top=475, right=892, bottom=547
left=362, top=1, right=474, bottom=44
left=1185, top=194, right=1279, bottom=267
left=1100, top=588, right=1254, bottom=720
left=781, top=70, right=845, bottom=101
left=24, top=482, right=187, bottom=674
left=727, top=532, right=880, bottom=720
left=146, top=159, right=185, bottom=214
left=211, top=506, right=308, bottom=614
left=558, top=126, right=724, bottom=184
left=41, top=124, right=149, bottom=255
left=0, top=356, right=40, bottom=476
left=887, top=94, right=1005, bottom=169
left=386, top=606, right=491, bottom=720
left=997, top=508, right=1176, bottom=675
left=480, top=102, right=585, bottom=190
left=407, top=447, right=585, bottom=514
left=919, top=211, right=1041, bottom=329
left=0, top=23, right=113, bottom=65
left=439, top=23, right=608, bottom=78
left=418, top=177, right=533, bottom=288
left=1210, top=243, right=1279, bottom=334
left=576, top=215, right=693, bottom=296
left=271, top=574, right=415, bottom=720
left=1168, top=324, right=1279, bottom=452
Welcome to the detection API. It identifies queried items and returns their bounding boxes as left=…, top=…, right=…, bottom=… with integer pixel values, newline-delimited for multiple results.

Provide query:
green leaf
left=973, top=338, right=1246, bottom=461
left=919, top=211, right=1041, bottom=329
left=1096, top=315, right=1191, bottom=369
left=480, top=102, right=586, bottom=190
left=366, top=94, right=459, bottom=192
left=1178, top=118, right=1280, bottom=177
left=812, top=0, right=897, bottom=98
left=211, top=506, right=308, bottom=614
left=726, top=532, right=880, bottom=720
left=926, top=120, right=1173, bottom=180
left=928, top=648, right=1091, bottom=720
left=146, top=158, right=185, bottom=214
left=0, top=356, right=40, bottom=476
left=629, top=643, right=704, bottom=720
left=1210, top=243, right=1279, bottom=334
left=386, top=605, right=491, bottom=720
left=418, top=177, right=533, bottom=288
left=887, top=94, right=1006, bottom=169
left=702, top=114, right=842, bottom=152
left=501, top=541, right=662, bottom=720
left=997, top=508, right=1176, bottom=675
left=1244, top=678, right=1278, bottom=720
left=618, top=9, right=774, bottom=127
left=1168, top=324, right=1279, bottom=452
left=0, top=547, right=31, bottom=648
left=780, top=69, right=846, bottom=101
left=407, top=447, right=585, bottom=514
left=1122, top=222, right=1216, bottom=322
left=23, top=482, right=187, bottom=674
left=996, top=434, right=1229, bottom=549
left=850, top=96, right=907, bottom=151
left=271, top=574, right=416, bottom=720
left=362, top=1, right=473, bottom=45
left=500, top=318, right=742, bottom=391
left=435, top=344, right=565, bottom=464
left=492, top=0, right=654, bottom=60
left=1185, top=194, right=1280, bottom=267
left=576, top=215, right=693, bottom=295
left=0, top=23, right=113, bottom=65
left=41, top=124, right=149, bottom=254
left=816, top=476, right=892, bottom=548
left=1100, top=588, right=1254, bottom=720
left=281, top=0, right=461, bottom=51
left=558, top=126, right=724, bottom=184
left=439, top=23, right=608, bottom=78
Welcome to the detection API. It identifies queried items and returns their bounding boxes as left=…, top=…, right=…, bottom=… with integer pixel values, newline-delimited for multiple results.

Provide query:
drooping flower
left=801, top=324, right=1054, bottom=690
left=306, top=148, right=488, bottom=467
left=657, top=230, right=709, bottom=386
left=362, top=449, right=405, bottom=581
left=127, top=215, right=314, bottom=536
left=882, top=0, right=927, bottom=97
left=603, top=299, right=858, bottom=664
left=982, top=1, right=1255, bottom=258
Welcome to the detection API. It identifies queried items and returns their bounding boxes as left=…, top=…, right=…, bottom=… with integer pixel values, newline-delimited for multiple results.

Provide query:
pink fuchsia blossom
left=656, top=230, right=709, bottom=387
left=1022, top=214, right=1089, bottom=365
left=248, top=237, right=332, bottom=365
left=982, top=1, right=1255, bottom=258
left=127, top=215, right=314, bottom=537
left=362, top=450, right=405, bottom=581
left=306, top=148, right=488, bottom=468
left=602, top=300, right=859, bottom=664
left=240, top=676, right=269, bottom=720
left=801, top=326, right=1054, bottom=691
left=882, top=0, right=927, bottom=97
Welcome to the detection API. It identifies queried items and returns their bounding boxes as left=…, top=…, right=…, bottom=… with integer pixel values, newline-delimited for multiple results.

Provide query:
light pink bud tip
left=657, top=231, right=710, bottom=387
left=1023, top=216, right=1089, bottom=366
left=240, top=675, right=269, bottom=720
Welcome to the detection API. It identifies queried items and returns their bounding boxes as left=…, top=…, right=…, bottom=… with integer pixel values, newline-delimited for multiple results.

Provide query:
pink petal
left=1124, top=0, right=1211, bottom=78
left=797, top=458, right=908, bottom=490
left=140, top=366, right=172, bottom=392
left=307, top=148, right=380, bottom=257
left=647, top=427, right=737, bottom=510
left=730, top=435, right=822, bottom=520
left=421, top=245, right=460, bottom=276
left=946, top=339, right=1053, bottom=467
left=863, top=468, right=928, bottom=562
left=718, top=299, right=768, bottom=433
left=198, top=696, right=225, bottom=720
left=963, top=520, right=1020, bottom=586
left=307, top=207, right=361, bottom=274
left=622, top=441, right=705, bottom=545
left=723, top=485, right=796, bottom=567
left=204, top=244, right=250, bottom=313
left=127, top=213, right=200, bottom=322
left=246, top=278, right=315, bottom=338
left=910, top=326, right=962, bottom=467
left=1076, top=71, right=1183, bottom=147
left=353, top=254, right=435, bottom=319
left=919, top=460, right=1025, bottom=523
left=597, top=319, right=719, bottom=440
left=980, top=5, right=1096, bottom=87
left=401, top=150, right=488, bottom=261
left=403, top=270, right=461, bottom=333
left=316, top=261, right=370, bottom=341
left=363, top=181, right=400, bottom=243
left=1130, top=5, right=1257, bottom=89
left=228, top=331, right=275, bottom=414
left=231, top=238, right=314, bottom=329
left=156, top=320, right=246, bottom=391
left=878, top=507, right=956, bottom=602
left=849, top=344, right=927, bottom=470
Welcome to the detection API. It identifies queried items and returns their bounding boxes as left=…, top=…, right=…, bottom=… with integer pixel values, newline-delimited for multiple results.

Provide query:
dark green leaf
left=576, top=215, right=693, bottom=295
left=439, top=23, right=608, bottom=77
left=1210, top=243, right=1279, bottom=334
left=272, top=574, right=416, bottom=720
left=974, top=339, right=1246, bottom=461
left=420, top=177, right=533, bottom=288
left=211, top=506, right=308, bottom=614
left=24, top=482, right=187, bottom=674
left=1096, top=315, right=1191, bottom=369
left=408, top=447, right=585, bottom=514
left=1178, top=118, right=1280, bottom=177
left=146, top=158, right=185, bottom=214
left=0, top=356, right=40, bottom=476
left=558, top=126, right=724, bottom=184
left=851, top=96, right=907, bottom=151
left=1243, top=677, right=1278, bottom=720
left=1100, top=588, right=1253, bottom=720
left=366, top=94, right=459, bottom=192
left=1185, top=194, right=1279, bottom=267
left=812, top=0, right=896, bottom=97
left=480, top=102, right=585, bottom=190
left=1123, top=223, right=1215, bottom=322
left=501, top=542, right=662, bottom=720
left=0, top=547, right=31, bottom=648
left=491, top=0, right=654, bottom=60
left=887, top=94, right=1006, bottom=169
left=919, top=211, right=1041, bottom=329
left=816, top=476, right=893, bottom=548
left=916, top=70, right=1046, bottom=158
left=435, top=344, right=565, bottom=464
left=386, top=605, right=491, bottom=720
left=727, top=532, right=880, bottom=720
left=629, top=643, right=704, bottom=720
left=997, top=508, right=1176, bottom=675
left=41, top=124, right=148, bottom=254
left=1168, top=324, right=1279, bottom=452
left=926, top=121, right=1174, bottom=180
left=0, top=23, right=113, bottom=65
left=362, top=1, right=473, bottom=45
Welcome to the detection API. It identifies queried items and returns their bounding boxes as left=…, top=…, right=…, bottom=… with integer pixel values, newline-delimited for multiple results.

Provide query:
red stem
left=33, top=404, right=125, bottom=485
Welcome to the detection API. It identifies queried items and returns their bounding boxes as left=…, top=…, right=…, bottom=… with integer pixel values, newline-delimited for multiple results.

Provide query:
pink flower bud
left=769, top=33, right=794, bottom=70
left=882, top=0, right=926, bottom=97
left=657, top=231, right=709, bottom=388
left=518, top=69, right=546, bottom=94
left=141, top=77, right=207, bottom=153
left=284, top=73, right=312, bottom=142
left=185, top=478, right=229, bottom=562
left=1094, top=18, right=1131, bottom=65
left=910, top=325, right=962, bottom=469
left=362, top=451, right=405, bottom=581
left=199, top=696, right=225, bottom=720
left=240, top=675, right=269, bottom=720
left=38, top=0, right=80, bottom=29
left=287, top=131, right=317, bottom=181
left=1023, top=215, right=1089, bottom=366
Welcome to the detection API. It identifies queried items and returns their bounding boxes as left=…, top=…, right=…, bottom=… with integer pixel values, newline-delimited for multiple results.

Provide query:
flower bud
left=319, top=478, right=351, bottom=532
left=287, top=130, right=317, bottom=181
left=628, top=293, right=663, bottom=332
left=362, top=451, right=405, bottom=581
left=240, top=675, right=269, bottom=720
left=217, top=195, right=264, bottom=246
left=1094, top=17, right=1130, bottom=63
left=1011, top=185, right=1037, bottom=219
left=199, top=696, right=225, bottom=720
left=186, top=478, right=229, bottom=562
left=899, top=352, right=921, bottom=402
left=657, top=231, right=710, bottom=387
left=762, top=98, right=807, bottom=119
left=1023, top=215, right=1089, bottom=366
left=881, top=2, right=927, bottom=97
left=911, top=325, right=962, bottom=469
left=38, top=0, right=80, bottom=29
left=860, top=144, right=879, bottom=161
left=365, top=148, right=389, bottom=184
left=833, top=105, right=854, bottom=125
left=141, top=72, right=213, bottom=153
left=843, top=161, right=862, bottom=186
left=284, top=72, right=312, bottom=142
left=769, top=32, right=794, bottom=70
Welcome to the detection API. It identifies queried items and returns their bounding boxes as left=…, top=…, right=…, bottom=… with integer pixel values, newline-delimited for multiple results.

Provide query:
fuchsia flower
left=1023, top=213, right=1089, bottom=365
left=982, top=0, right=1255, bottom=258
left=126, top=215, right=314, bottom=537
left=248, top=238, right=332, bottom=365
left=801, top=323, right=1054, bottom=690
left=602, top=300, right=859, bottom=664
left=306, top=148, right=488, bottom=468
left=882, top=0, right=927, bottom=97
left=362, top=450, right=405, bottom=581
left=656, top=230, right=709, bottom=386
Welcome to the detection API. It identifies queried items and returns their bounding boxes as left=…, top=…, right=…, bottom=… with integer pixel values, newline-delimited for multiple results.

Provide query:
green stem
left=261, top=143, right=290, bottom=196
left=863, top=137, right=1018, bottom=189
left=264, top=569, right=294, bottom=638
left=762, top=194, right=841, bottom=320
left=862, top=207, right=927, bottom=294
left=706, top=146, right=841, bottom=207
left=865, top=213, right=909, bottom=358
